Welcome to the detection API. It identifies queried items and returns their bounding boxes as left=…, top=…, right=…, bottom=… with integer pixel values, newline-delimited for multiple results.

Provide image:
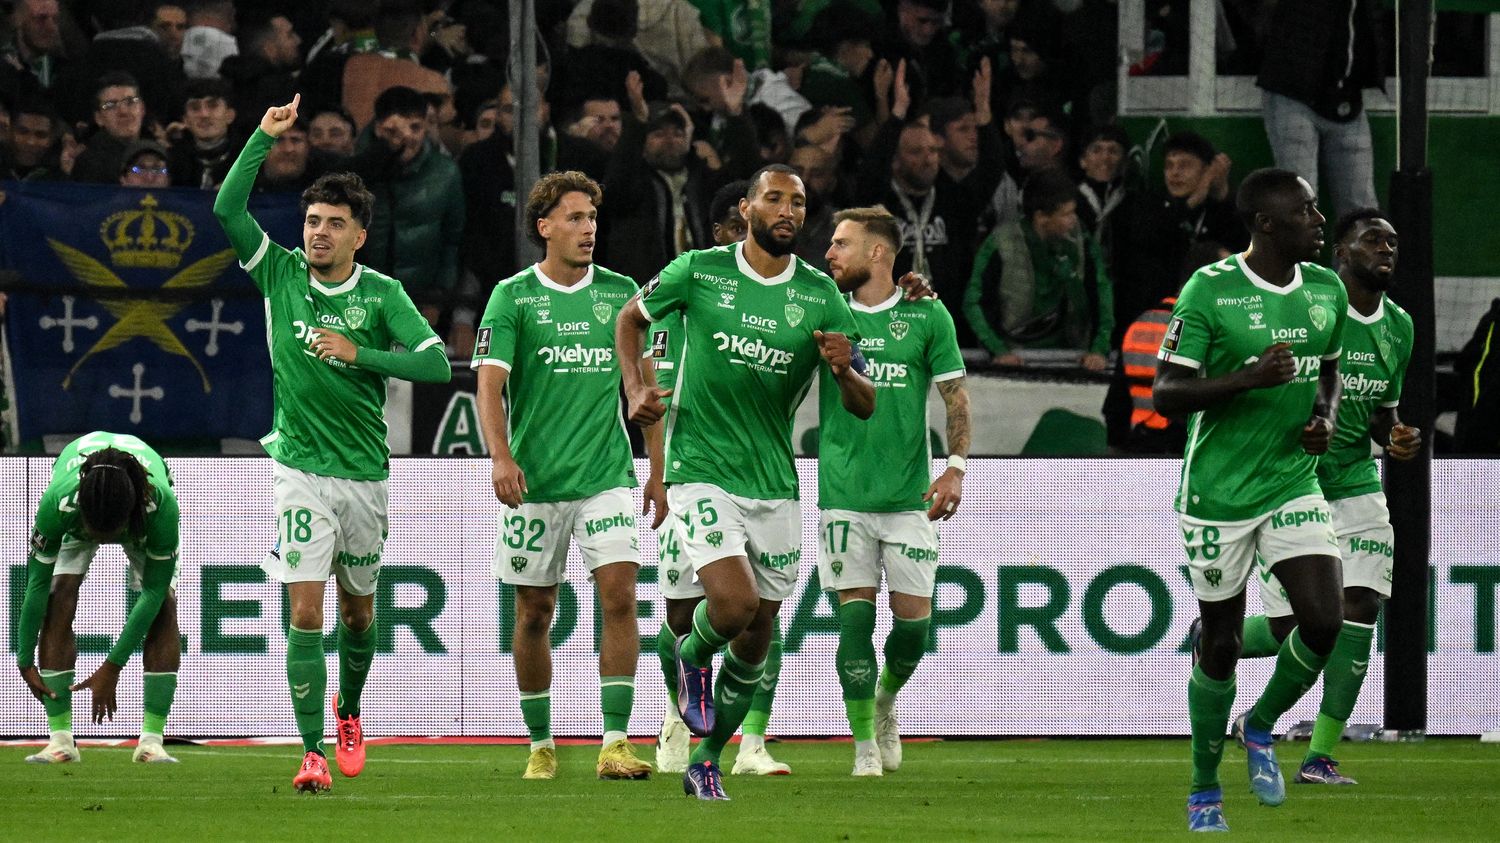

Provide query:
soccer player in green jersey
left=17, top=432, right=181, bottom=764
left=819, top=206, right=970, bottom=777
left=618, top=164, right=875, bottom=800
left=472, top=171, right=652, bottom=782
left=649, top=179, right=797, bottom=777
left=1238, top=209, right=1420, bottom=786
left=215, top=95, right=452, bottom=793
left=1153, top=169, right=1347, bottom=832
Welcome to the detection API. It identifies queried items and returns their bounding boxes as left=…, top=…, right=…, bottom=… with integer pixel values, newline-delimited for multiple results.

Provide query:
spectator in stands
left=881, top=0, right=962, bottom=101
left=219, top=13, right=301, bottom=139
left=952, top=0, right=1021, bottom=80
left=0, top=0, right=71, bottom=101
left=71, top=72, right=147, bottom=184
left=964, top=169, right=1113, bottom=370
left=1257, top=0, right=1382, bottom=220
left=990, top=101, right=1069, bottom=228
left=1075, top=124, right=1140, bottom=328
left=564, top=0, right=712, bottom=96
left=704, top=178, right=750, bottom=247
left=167, top=76, right=237, bottom=189
left=2, top=96, right=63, bottom=180
left=299, top=0, right=378, bottom=117
left=253, top=117, right=311, bottom=192
left=349, top=85, right=464, bottom=329
left=749, top=46, right=816, bottom=138
left=149, top=3, right=188, bottom=63
left=600, top=67, right=757, bottom=286
left=308, top=107, right=356, bottom=158
left=556, top=96, right=623, bottom=181
left=119, top=139, right=170, bottom=188
left=790, top=142, right=840, bottom=273
left=423, top=90, right=463, bottom=157
left=419, top=8, right=473, bottom=76
left=459, top=96, right=498, bottom=150
left=553, top=0, right=670, bottom=110
left=750, top=102, right=791, bottom=164
left=66, top=2, right=186, bottom=129
left=678, top=47, right=761, bottom=176
left=993, top=18, right=1070, bottom=117
left=180, top=0, right=237, bottom=80
left=1121, top=131, right=1245, bottom=334
left=340, top=0, right=449, bottom=130
left=1101, top=239, right=1227, bottom=454
left=928, top=60, right=1005, bottom=213
left=798, top=11, right=879, bottom=148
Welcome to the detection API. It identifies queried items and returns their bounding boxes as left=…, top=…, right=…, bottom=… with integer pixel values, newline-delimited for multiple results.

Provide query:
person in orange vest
left=1103, top=241, right=1229, bottom=453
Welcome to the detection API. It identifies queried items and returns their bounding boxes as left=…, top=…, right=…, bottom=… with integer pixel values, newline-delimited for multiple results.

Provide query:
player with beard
left=215, top=95, right=453, bottom=793
left=617, top=164, right=874, bottom=800
left=1153, top=169, right=1347, bottom=831
left=1233, top=209, right=1418, bottom=786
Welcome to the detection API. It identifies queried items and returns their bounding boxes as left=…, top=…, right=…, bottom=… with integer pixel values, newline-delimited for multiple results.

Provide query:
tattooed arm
left=924, top=376, right=971, bottom=521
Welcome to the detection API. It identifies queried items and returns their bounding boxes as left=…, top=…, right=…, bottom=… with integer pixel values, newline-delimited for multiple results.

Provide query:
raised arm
left=213, top=95, right=301, bottom=268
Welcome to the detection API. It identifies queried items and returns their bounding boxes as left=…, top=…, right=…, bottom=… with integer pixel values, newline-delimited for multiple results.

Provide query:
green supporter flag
left=690, top=0, right=771, bottom=69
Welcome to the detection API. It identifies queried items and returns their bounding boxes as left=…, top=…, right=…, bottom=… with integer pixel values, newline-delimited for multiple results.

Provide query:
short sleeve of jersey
left=638, top=251, right=694, bottom=322
left=927, top=304, right=966, bottom=381
left=822, top=288, right=861, bottom=338
left=1323, top=280, right=1349, bottom=360
left=143, top=486, right=180, bottom=561
left=240, top=235, right=296, bottom=297
left=1159, top=272, right=1213, bottom=369
left=28, top=487, right=62, bottom=563
left=472, top=281, right=520, bottom=370
left=386, top=284, right=443, bottom=354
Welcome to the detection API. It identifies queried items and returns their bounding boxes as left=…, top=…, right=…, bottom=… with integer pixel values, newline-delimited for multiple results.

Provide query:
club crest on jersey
left=784, top=303, right=805, bottom=327
left=831, top=559, right=843, bottom=576
left=1308, top=304, right=1330, bottom=332
left=511, top=556, right=528, bottom=572
left=666, top=569, right=680, bottom=586
left=889, top=319, right=910, bottom=341
left=593, top=302, right=612, bottom=324
left=286, top=550, right=302, bottom=569
left=343, top=306, right=367, bottom=330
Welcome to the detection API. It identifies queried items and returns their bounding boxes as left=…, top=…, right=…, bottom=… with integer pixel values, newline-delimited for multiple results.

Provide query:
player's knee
left=515, top=597, right=555, bottom=637
left=1268, top=614, right=1297, bottom=643
left=1298, top=613, right=1342, bottom=655
left=665, top=599, right=698, bottom=634
left=1343, top=587, right=1382, bottom=625
left=1200, top=630, right=1242, bottom=669
left=340, top=604, right=373, bottom=632
left=711, top=594, right=759, bottom=636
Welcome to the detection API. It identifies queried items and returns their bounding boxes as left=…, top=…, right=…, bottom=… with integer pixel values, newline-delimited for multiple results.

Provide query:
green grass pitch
left=0, top=739, right=1494, bottom=840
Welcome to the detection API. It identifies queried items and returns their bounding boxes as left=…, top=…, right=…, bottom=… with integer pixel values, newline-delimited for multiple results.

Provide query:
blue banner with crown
left=0, top=182, right=301, bottom=447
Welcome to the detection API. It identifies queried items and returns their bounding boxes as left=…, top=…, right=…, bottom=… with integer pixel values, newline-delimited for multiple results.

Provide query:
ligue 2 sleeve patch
left=475, top=326, right=492, bottom=357
left=650, top=330, right=669, bottom=358
left=1162, top=317, right=1184, bottom=352
left=30, top=530, right=49, bottom=556
left=642, top=274, right=661, bottom=298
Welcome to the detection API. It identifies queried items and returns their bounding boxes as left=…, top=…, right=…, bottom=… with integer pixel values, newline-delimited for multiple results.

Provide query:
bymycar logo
left=1341, top=372, right=1390, bottom=397
left=538, top=344, right=613, bottom=367
left=714, top=332, right=794, bottom=369
left=1217, top=295, right=1262, bottom=306
left=1271, top=327, right=1309, bottom=343
left=866, top=360, right=909, bottom=381
left=694, top=272, right=738, bottom=291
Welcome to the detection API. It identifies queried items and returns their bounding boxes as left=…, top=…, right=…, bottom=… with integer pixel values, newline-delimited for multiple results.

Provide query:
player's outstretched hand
left=1387, top=423, right=1422, bottom=460
left=642, top=476, right=669, bottom=529
left=19, top=665, right=56, bottom=702
left=896, top=271, right=937, bottom=300
left=1302, top=415, right=1334, bottom=455
left=815, top=330, right=854, bottom=376
left=923, top=467, right=963, bottom=521
left=311, top=330, right=358, bottom=364
left=70, top=662, right=120, bottom=725
left=1242, top=342, right=1296, bottom=389
left=627, top=385, right=671, bottom=427
left=492, top=455, right=527, bottom=508
left=260, top=93, right=300, bottom=137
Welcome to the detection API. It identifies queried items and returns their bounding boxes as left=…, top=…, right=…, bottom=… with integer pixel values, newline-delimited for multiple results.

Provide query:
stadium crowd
left=9, top=0, right=1479, bottom=456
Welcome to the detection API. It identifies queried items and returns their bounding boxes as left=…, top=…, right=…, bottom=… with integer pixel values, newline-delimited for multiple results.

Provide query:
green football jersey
left=20, top=431, right=178, bottom=668
left=217, top=130, right=442, bottom=481
left=472, top=263, right=639, bottom=502
left=647, top=311, right=684, bottom=401
left=640, top=242, right=861, bottom=500
left=1158, top=255, right=1349, bottom=521
left=818, top=291, right=965, bottom=512
left=1317, top=295, right=1413, bottom=501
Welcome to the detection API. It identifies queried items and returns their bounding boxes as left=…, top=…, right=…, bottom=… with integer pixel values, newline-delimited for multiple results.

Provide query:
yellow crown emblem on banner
left=100, top=195, right=195, bottom=269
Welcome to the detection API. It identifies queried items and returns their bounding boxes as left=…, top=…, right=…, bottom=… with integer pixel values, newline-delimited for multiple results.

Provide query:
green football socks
left=679, top=601, right=731, bottom=668
left=1306, top=620, right=1376, bottom=762
left=142, top=671, right=177, bottom=737
left=741, top=625, right=782, bottom=738
left=1240, top=614, right=1282, bottom=658
left=41, top=669, right=74, bottom=735
left=519, top=690, right=552, bottom=748
left=1249, top=628, right=1329, bottom=734
left=601, top=676, right=634, bottom=745
left=879, top=615, right=931, bottom=700
left=837, top=600, right=878, bottom=742
left=336, top=619, right=376, bottom=719
left=286, top=626, right=326, bottom=755
left=1188, top=665, right=1236, bottom=792
left=689, top=647, right=764, bottom=766
left=657, top=621, right=680, bottom=706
